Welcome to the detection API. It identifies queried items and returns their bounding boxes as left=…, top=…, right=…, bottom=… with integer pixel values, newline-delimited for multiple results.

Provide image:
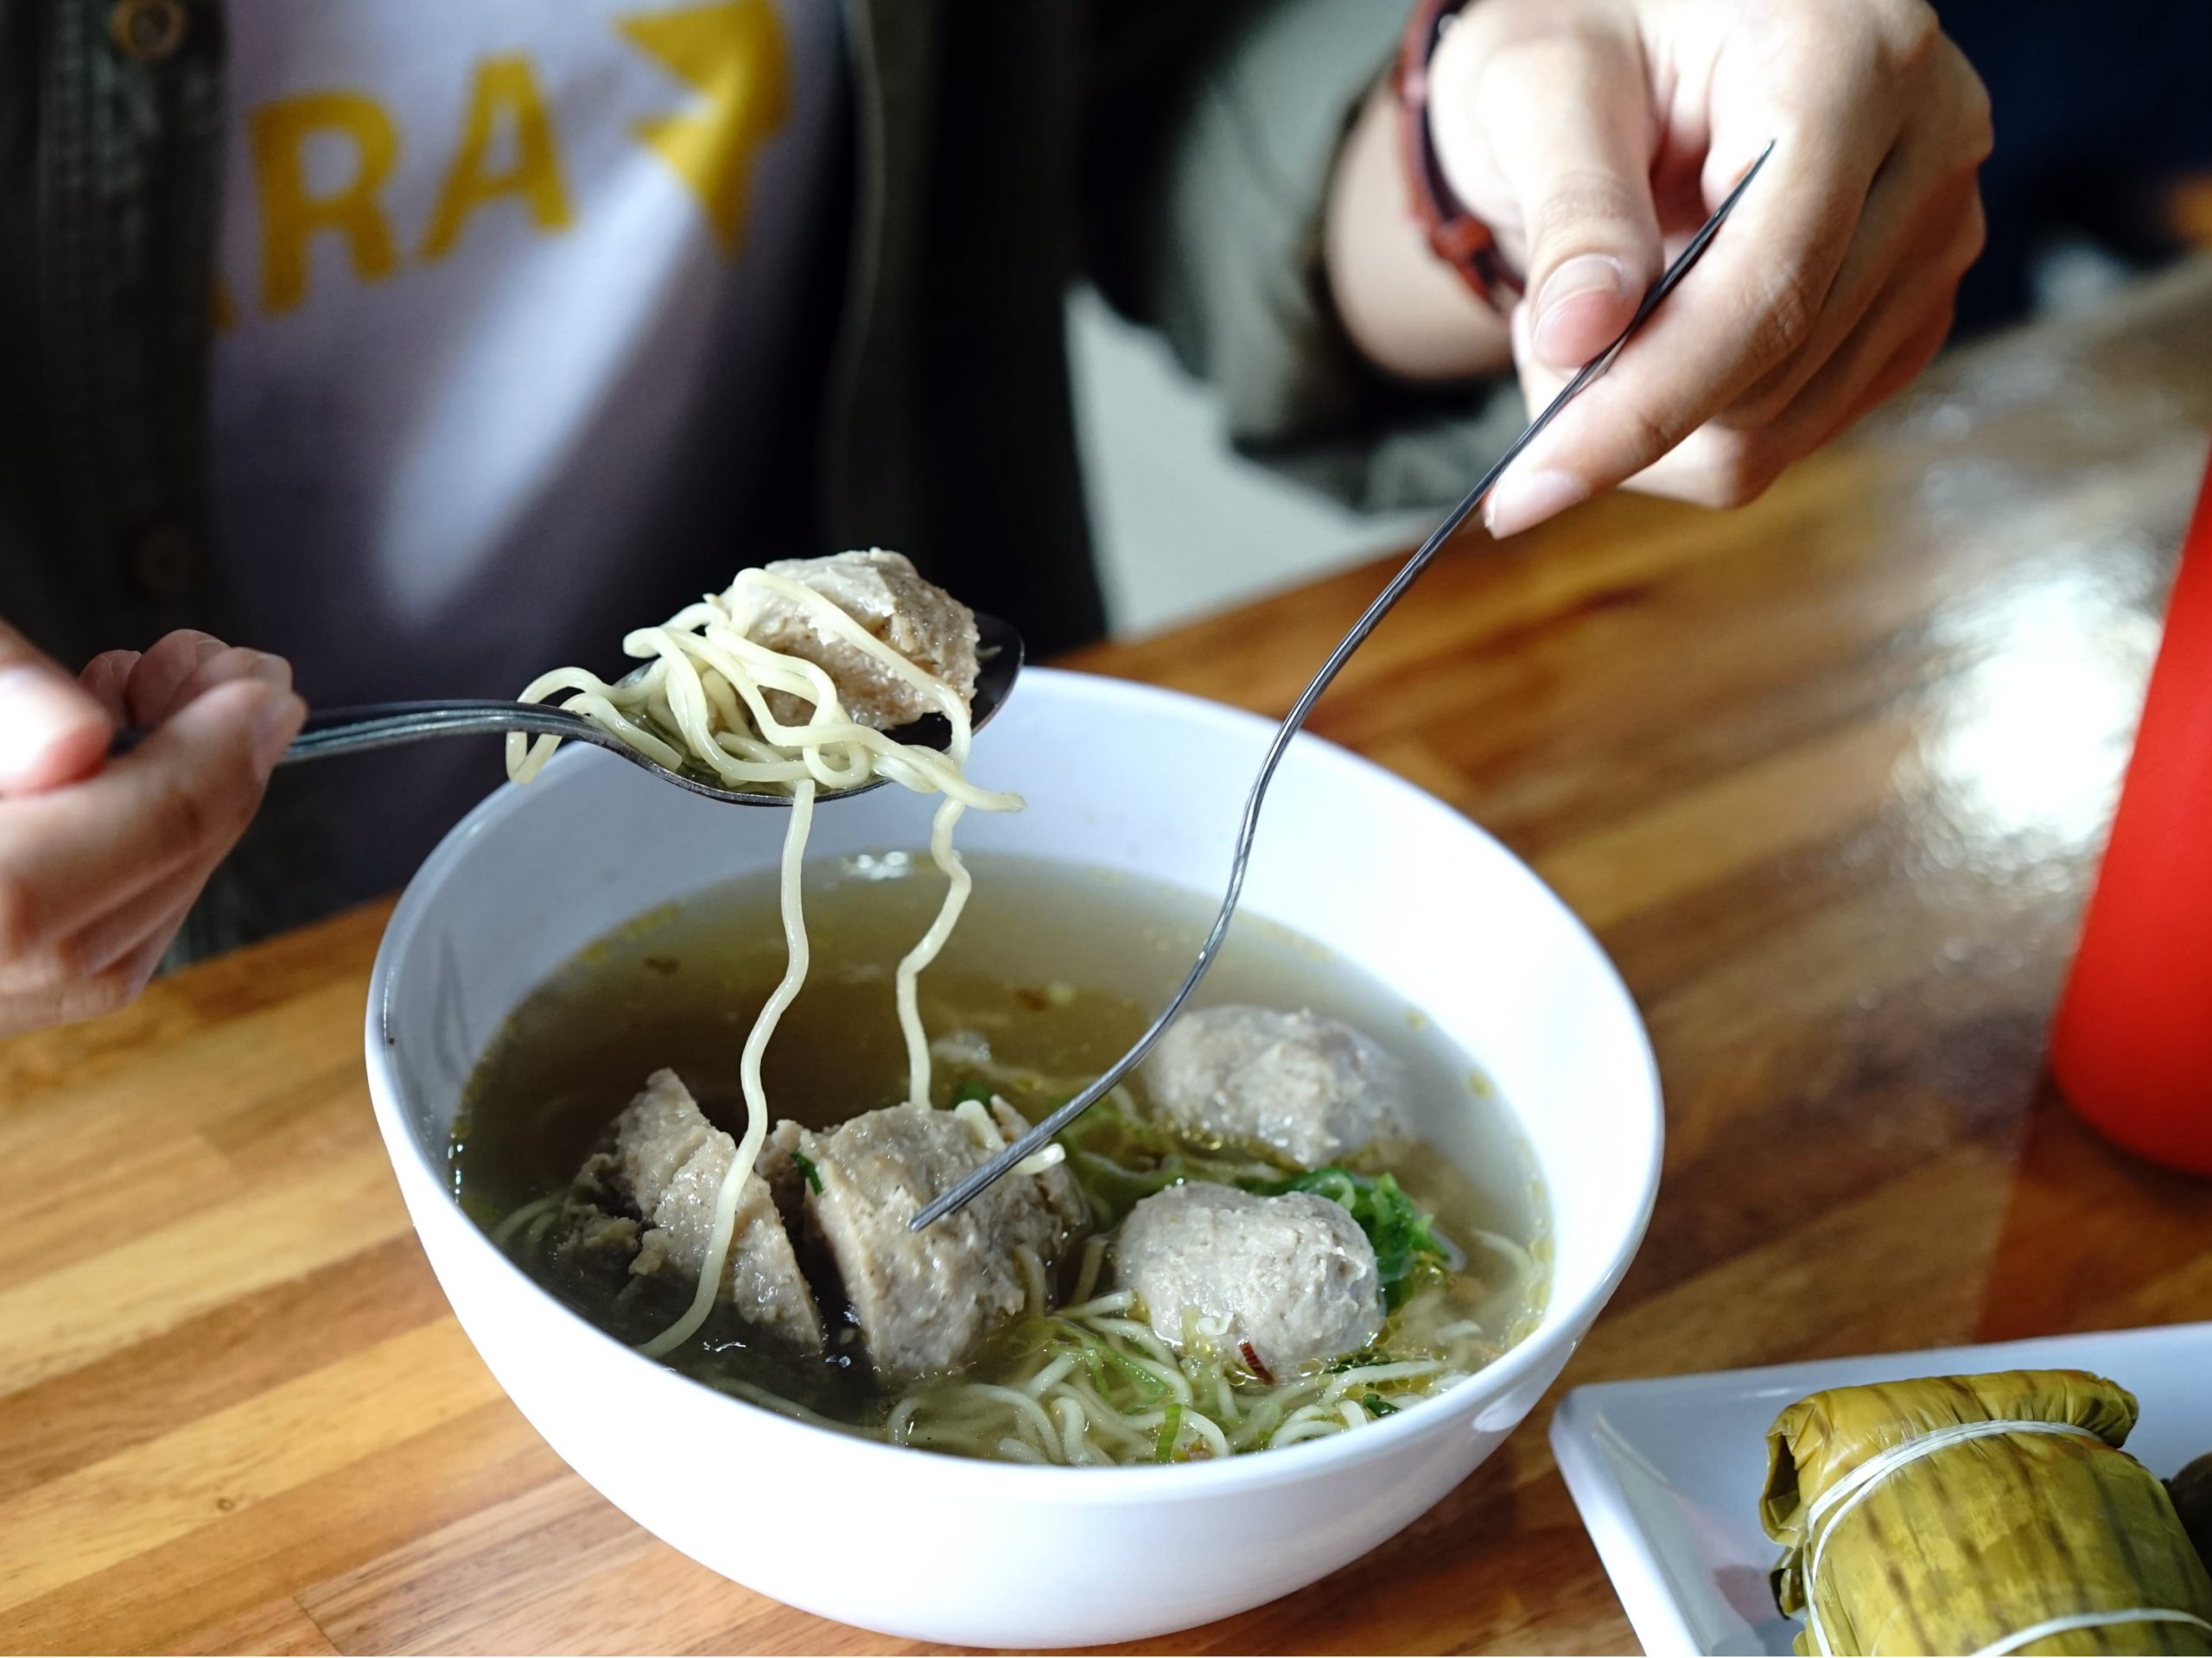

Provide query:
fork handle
left=109, top=700, right=589, bottom=762
left=908, top=141, right=1778, bottom=1233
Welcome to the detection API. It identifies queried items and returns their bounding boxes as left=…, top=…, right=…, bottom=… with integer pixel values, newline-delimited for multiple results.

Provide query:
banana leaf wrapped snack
left=1761, top=1370, right=2212, bottom=1656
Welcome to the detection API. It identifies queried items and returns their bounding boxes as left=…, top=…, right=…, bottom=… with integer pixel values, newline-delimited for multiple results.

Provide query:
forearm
left=1322, top=80, right=1513, bottom=384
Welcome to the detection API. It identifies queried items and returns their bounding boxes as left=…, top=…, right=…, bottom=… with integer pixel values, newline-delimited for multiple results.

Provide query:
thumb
left=1440, top=16, right=1662, bottom=369
left=0, top=619, right=114, bottom=795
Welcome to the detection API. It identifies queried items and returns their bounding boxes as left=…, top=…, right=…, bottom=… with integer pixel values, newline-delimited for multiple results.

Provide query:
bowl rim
left=365, top=665, right=1663, bottom=1498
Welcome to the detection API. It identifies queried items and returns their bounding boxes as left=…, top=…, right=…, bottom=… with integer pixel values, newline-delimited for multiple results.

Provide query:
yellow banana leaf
left=1761, top=1369, right=2212, bottom=1656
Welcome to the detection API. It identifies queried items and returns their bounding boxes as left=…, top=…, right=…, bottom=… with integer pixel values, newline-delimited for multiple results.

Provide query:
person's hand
left=1434, top=0, right=1991, bottom=534
left=0, top=626, right=306, bottom=1036
left=1325, top=0, right=1990, bottom=535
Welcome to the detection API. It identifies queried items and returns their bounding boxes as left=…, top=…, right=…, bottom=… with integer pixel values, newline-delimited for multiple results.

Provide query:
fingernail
left=193, top=636, right=226, bottom=664
left=0, top=664, right=101, bottom=782
left=244, top=651, right=292, bottom=688
left=1484, top=468, right=1588, bottom=539
left=251, top=692, right=303, bottom=776
left=1535, top=254, right=1628, bottom=361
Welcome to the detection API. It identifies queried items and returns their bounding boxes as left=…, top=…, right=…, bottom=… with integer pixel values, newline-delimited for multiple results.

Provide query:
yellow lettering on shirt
left=251, top=91, right=402, bottom=314
left=422, top=56, right=575, bottom=262
left=617, top=1, right=791, bottom=258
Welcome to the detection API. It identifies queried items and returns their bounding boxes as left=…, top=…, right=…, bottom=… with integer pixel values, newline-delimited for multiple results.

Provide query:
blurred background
left=1078, top=0, right=2212, bottom=636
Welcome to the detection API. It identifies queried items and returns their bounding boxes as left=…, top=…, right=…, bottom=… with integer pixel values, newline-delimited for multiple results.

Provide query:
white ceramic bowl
left=364, top=667, right=1662, bottom=1648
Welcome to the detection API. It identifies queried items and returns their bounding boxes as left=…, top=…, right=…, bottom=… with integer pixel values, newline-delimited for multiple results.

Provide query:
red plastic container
left=2050, top=445, right=2212, bottom=1175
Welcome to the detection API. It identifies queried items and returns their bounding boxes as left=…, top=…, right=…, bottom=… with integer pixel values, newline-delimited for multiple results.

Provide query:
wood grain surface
left=4, top=261, right=2211, bottom=1656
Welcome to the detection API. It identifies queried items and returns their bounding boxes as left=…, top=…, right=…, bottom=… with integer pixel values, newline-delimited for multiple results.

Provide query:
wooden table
left=6, top=262, right=2212, bottom=1658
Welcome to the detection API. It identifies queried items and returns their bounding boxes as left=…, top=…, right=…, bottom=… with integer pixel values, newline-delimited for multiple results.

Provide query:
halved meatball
left=791, top=1099, right=1084, bottom=1383
left=562, top=1070, right=823, bottom=1353
left=1116, top=1182, right=1382, bottom=1375
left=1142, top=1006, right=1411, bottom=1168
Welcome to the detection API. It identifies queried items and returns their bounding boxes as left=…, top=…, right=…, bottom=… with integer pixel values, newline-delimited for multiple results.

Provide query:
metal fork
left=912, top=143, right=1775, bottom=1229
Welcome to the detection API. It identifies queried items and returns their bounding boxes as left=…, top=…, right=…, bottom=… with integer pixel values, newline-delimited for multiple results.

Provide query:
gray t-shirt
left=208, top=0, right=846, bottom=899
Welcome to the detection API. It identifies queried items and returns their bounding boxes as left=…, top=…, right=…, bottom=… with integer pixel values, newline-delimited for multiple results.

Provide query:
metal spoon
left=108, top=613, right=1025, bottom=807
left=912, top=143, right=1775, bottom=1231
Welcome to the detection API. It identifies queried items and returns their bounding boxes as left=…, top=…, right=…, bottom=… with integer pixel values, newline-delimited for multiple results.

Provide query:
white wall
left=1065, top=286, right=1427, bottom=638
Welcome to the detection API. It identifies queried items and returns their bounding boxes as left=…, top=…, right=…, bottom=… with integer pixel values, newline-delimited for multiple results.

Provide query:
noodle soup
left=454, top=853, right=1548, bottom=1464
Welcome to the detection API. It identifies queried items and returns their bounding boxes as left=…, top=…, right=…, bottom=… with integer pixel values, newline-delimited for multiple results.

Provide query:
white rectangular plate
left=1549, top=1322, right=2212, bottom=1655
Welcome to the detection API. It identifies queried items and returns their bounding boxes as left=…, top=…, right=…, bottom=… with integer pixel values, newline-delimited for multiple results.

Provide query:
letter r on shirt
left=250, top=91, right=403, bottom=314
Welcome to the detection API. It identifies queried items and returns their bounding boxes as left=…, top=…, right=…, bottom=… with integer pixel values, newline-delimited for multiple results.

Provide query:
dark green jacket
left=0, top=0, right=1516, bottom=954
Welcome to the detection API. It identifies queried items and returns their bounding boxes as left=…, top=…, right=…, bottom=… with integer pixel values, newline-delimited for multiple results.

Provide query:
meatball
left=562, top=1070, right=823, bottom=1353
left=791, top=1099, right=1084, bottom=1383
left=740, top=549, right=979, bottom=729
left=1142, top=1006, right=1411, bottom=1169
left=1115, top=1182, right=1382, bottom=1375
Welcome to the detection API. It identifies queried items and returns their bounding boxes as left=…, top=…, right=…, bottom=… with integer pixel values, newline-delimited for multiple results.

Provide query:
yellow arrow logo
left=618, top=0, right=791, bottom=259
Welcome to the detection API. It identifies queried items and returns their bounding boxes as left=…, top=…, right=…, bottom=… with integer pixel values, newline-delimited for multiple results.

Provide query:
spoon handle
left=911, top=142, right=1776, bottom=1232
left=109, top=700, right=590, bottom=761
left=283, top=702, right=594, bottom=761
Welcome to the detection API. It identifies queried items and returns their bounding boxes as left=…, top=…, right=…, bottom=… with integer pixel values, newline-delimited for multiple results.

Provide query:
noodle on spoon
left=507, top=555, right=1020, bottom=1354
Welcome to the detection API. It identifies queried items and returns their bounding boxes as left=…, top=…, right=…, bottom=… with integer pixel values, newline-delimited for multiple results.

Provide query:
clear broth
left=453, top=853, right=1549, bottom=1447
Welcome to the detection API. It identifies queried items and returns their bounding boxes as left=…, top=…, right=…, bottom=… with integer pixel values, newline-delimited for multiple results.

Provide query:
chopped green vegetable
left=1073, top=1343, right=1109, bottom=1389
left=1056, top=1096, right=1288, bottom=1223
left=1328, top=1347, right=1394, bottom=1374
left=1099, top=1344, right=1170, bottom=1401
left=789, top=1150, right=823, bottom=1194
left=1362, top=1392, right=1399, bottom=1418
left=1243, top=1166, right=1452, bottom=1310
left=950, top=1080, right=995, bottom=1107
left=1155, top=1401, right=1183, bottom=1462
